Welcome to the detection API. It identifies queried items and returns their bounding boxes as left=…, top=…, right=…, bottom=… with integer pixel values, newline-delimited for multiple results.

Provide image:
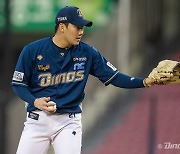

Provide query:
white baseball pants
left=16, top=111, right=82, bottom=154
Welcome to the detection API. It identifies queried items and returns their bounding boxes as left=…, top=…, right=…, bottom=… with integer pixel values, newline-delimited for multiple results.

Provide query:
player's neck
left=52, top=35, right=71, bottom=50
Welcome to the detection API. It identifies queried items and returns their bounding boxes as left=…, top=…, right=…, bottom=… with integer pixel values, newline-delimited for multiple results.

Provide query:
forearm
left=12, top=85, right=56, bottom=113
left=12, top=85, right=36, bottom=106
left=110, top=72, right=145, bottom=88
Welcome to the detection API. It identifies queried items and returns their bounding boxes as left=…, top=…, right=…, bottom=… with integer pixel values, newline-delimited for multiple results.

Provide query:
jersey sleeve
left=12, top=45, right=33, bottom=87
left=110, top=72, right=145, bottom=88
left=90, top=47, right=119, bottom=86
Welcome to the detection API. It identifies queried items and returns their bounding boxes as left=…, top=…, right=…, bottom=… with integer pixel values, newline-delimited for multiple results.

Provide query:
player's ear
left=59, top=24, right=65, bottom=32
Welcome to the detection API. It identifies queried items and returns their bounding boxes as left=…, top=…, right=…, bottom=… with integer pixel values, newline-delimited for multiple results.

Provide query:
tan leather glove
left=148, top=60, right=180, bottom=84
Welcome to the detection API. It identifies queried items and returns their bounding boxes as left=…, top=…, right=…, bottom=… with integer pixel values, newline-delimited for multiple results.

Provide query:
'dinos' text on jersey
left=38, top=70, right=84, bottom=87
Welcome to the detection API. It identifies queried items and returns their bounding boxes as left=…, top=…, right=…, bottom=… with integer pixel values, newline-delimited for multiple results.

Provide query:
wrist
left=143, top=77, right=155, bottom=87
left=143, top=78, right=150, bottom=87
left=34, top=98, right=39, bottom=107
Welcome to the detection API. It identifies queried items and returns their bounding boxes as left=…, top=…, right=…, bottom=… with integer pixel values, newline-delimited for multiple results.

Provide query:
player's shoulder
left=78, top=41, right=98, bottom=53
left=26, top=37, right=51, bottom=48
left=22, top=37, right=51, bottom=54
left=20, top=37, right=51, bottom=58
left=79, top=41, right=93, bottom=48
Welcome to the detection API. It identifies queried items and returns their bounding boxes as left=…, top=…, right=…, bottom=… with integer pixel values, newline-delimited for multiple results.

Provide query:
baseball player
left=12, top=6, right=154, bottom=154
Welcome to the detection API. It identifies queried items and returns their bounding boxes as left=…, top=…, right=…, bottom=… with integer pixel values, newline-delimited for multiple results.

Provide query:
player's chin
left=73, top=39, right=81, bottom=45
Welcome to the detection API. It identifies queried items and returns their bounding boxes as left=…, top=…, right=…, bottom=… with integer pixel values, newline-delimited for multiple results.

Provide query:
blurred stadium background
left=0, top=0, right=180, bottom=154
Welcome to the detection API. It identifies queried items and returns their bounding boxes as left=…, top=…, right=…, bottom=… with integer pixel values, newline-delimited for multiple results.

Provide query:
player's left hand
left=143, top=77, right=155, bottom=87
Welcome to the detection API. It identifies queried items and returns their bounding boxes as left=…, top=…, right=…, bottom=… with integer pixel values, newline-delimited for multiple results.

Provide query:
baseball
left=48, top=101, right=57, bottom=110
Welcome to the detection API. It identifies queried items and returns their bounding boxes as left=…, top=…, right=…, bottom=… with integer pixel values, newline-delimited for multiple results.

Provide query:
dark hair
left=55, top=23, right=69, bottom=33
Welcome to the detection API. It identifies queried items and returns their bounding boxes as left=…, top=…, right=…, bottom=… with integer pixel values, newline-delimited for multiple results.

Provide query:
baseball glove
left=148, top=60, right=180, bottom=84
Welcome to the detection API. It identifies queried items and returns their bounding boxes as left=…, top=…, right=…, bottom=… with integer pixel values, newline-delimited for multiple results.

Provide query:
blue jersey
left=12, top=37, right=118, bottom=113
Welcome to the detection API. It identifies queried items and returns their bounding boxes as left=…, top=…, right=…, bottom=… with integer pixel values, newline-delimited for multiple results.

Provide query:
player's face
left=64, top=23, right=84, bottom=46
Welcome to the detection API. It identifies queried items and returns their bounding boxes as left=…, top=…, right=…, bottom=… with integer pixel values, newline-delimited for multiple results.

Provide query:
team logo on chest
left=72, top=57, right=86, bottom=71
left=74, top=62, right=85, bottom=71
left=38, top=71, right=84, bottom=87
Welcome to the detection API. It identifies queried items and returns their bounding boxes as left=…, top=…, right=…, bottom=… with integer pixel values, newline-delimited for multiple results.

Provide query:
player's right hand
left=34, top=97, right=57, bottom=114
